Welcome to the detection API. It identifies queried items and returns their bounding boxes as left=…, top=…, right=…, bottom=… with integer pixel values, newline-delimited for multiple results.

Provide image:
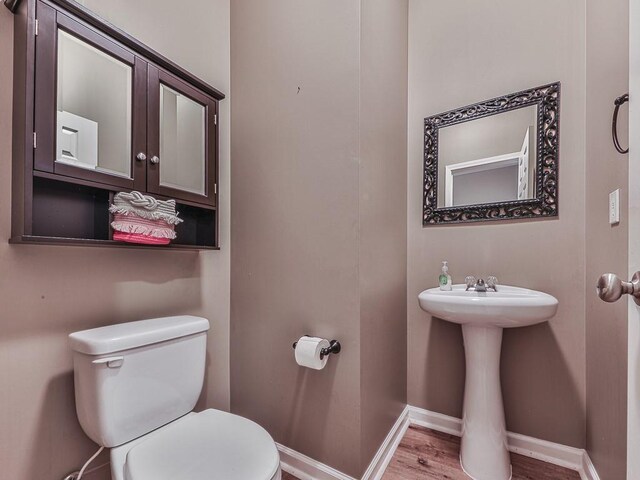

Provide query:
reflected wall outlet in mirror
left=423, top=82, right=560, bottom=225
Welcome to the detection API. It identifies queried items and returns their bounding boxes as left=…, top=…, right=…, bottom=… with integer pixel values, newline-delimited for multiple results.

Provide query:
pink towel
left=111, top=213, right=176, bottom=240
left=113, top=232, right=171, bottom=245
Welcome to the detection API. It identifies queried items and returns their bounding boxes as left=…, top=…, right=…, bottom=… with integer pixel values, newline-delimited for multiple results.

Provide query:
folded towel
left=109, top=191, right=183, bottom=225
left=113, top=232, right=171, bottom=245
left=111, top=213, right=177, bottom=240
left=110, top=191, right=183, bottom=245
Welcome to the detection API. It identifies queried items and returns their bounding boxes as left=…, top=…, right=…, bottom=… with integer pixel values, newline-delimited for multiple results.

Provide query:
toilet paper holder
left=292, top=336, right=342, bottom=360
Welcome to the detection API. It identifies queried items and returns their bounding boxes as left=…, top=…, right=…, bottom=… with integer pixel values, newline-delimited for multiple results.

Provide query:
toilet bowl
left=111, top=410, right=281, bottom=480
left=69, top=316, right=281, bottom=480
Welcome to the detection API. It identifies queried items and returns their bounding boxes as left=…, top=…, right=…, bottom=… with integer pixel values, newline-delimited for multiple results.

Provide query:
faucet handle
left=487, top=276, right=498, bottom=290
left=465, top=276, right=476, bottom=290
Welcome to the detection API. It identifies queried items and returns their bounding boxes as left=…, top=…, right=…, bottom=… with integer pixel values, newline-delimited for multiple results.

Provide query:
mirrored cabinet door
left=159, top=84, right=206, bottom=195
left=34, top=4, right=147, bottom=190
left=147, top=66, right=217, bottom=206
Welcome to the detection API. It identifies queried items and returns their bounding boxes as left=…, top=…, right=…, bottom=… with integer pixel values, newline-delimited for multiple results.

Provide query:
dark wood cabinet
left=10, top=0, right=225, bottom=249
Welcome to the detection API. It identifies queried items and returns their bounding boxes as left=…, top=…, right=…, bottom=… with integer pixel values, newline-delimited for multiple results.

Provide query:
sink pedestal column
left=460, top=324, right=511, bottom=480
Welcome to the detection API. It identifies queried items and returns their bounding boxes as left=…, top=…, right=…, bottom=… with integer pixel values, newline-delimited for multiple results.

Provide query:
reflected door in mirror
left=439, top=106, right=537, bottom=208
left=56, top=29, right=132, bottom=179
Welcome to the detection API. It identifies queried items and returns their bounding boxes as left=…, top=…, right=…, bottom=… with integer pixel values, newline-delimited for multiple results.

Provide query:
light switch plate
left=609, top=189, right=620, bottom=225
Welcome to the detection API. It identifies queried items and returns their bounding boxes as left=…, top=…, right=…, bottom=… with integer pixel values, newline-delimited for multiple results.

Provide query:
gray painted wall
left=230, top=0, right=408, bottom=476
left=408, top=0, right=587, bottom=449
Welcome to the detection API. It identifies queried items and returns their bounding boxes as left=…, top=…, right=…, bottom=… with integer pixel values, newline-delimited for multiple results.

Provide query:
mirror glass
left=56, top=30, right=132, bottom=178
left=437, top=106, right=537, bottom=208
left=160, top=84, right=206, bottom=195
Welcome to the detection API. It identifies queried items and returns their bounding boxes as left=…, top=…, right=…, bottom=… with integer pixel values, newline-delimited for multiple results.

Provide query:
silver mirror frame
left=423, top=82, right=560, bottom=225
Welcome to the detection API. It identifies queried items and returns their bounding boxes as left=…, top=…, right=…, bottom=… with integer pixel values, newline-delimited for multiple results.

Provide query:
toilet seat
left=121, top=409, right=281, bottom=480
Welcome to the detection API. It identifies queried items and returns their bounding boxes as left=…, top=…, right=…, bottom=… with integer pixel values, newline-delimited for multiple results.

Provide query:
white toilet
left=69, top=316, right=281, bottom=480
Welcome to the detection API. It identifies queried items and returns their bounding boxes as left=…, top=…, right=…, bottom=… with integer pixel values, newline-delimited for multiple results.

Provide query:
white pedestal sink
left=418, top=285, right=558, bottom=480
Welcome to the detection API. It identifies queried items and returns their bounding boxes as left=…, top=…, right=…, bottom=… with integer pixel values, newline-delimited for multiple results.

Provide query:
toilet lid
left=125, top=409, right=280, bottom=480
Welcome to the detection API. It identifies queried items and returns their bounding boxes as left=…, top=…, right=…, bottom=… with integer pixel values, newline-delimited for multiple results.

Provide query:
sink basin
left=418, top=284, right=558, bottom=480
left=418, top=284, right=558, bottom=328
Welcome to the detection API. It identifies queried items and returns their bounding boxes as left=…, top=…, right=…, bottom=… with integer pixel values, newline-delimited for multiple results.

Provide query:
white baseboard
left=277, top=443, right=356, bottom=480
left=407, top=406, right=599, bottom=480
left=407, top=405, right=462, bottom=436
left=361, top=405, right=411, bottom=480
left=278, top=405, right=600, bottom=480
left=278, top=405, right=411, bottom=480
left=508, top=430, right=583, bottom=471
left=580, top=451, right=601, bottom=480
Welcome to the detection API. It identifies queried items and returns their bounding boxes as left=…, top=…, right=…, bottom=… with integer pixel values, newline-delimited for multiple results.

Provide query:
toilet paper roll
left=294, top=336, right=331, bottom=370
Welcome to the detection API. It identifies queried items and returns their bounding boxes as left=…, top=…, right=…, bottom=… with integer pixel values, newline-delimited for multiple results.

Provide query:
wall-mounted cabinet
left=10, top=0, right=224, bottom=249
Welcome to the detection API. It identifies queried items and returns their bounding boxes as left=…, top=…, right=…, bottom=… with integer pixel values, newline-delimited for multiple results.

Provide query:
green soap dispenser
left=439, top=261, right=452, bottom=291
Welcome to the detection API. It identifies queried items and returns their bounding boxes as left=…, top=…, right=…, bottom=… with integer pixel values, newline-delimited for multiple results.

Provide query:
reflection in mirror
left=56, top=30, right=132, bottom=178
left=423, top=82, right=559, bottom=225
left=438, top=106, right=537, bottom=208
left=160, top=85, right=206, bottom=195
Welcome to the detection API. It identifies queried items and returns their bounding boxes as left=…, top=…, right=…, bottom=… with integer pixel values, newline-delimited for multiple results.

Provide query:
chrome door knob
left=136, top=152, right=147, bottom=161
left=597, top=271, right=640, bottom=305
left=150, top=156, right=160, bottom=164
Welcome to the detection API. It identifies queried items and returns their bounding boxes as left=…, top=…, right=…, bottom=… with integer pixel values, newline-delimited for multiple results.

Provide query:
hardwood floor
left=381, top=425, right=581, bottom=480
left=281, top=425, right=580, bottom=479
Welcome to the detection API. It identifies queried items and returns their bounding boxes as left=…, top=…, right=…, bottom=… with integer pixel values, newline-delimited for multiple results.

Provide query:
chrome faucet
left=465, top=276, right=498, bottom=292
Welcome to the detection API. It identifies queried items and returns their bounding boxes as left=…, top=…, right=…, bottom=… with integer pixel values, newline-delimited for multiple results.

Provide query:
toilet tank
left=69, top=316, right=209, bottom=448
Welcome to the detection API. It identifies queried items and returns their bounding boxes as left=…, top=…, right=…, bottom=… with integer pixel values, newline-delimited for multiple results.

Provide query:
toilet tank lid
left=69, top=316, right=210, bottom=355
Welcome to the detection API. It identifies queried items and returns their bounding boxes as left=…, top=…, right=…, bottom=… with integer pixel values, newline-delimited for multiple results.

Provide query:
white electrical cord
left=76, top=446, right=105, bottom=480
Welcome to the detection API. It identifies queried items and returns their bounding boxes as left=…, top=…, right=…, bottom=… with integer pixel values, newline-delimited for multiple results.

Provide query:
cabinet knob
left=136, top=152, right=147, bottom=161
left=150, top=156, right=160, bottom=164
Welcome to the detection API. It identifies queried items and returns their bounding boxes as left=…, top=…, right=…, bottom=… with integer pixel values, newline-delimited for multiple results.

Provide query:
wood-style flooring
left=281, top=424, right=581, bottom=479
left=381, top=425, right=581, bottom=480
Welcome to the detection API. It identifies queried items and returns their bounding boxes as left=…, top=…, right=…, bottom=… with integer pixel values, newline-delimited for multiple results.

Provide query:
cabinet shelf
left=10, top=235, right=218, bottom=251
left=27, top=176, right=217, bottom=249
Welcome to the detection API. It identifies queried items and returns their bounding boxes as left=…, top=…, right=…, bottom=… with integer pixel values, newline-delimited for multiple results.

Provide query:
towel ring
left=613, top=93, right=629, bottom=154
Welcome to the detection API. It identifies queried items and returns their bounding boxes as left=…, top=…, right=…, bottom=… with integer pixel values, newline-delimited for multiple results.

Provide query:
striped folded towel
left=110, top=191, right=182, bottom=245
left=109, top=191, right=183, bottom=225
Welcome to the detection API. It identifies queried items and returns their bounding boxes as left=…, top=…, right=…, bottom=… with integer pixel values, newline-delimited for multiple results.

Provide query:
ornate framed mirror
left=423, top=82, right=560, bottom=225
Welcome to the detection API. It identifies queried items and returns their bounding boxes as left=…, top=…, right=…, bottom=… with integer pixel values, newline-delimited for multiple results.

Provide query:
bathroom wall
left=585, top=0, right=629, bottom=476
left=359, top=0, right=408, bottom=468
left=407, top=0, right=588, bottom=448
left=230, top=0, right=407, bottom=476
left=0, top=1, right=230, bottom=478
